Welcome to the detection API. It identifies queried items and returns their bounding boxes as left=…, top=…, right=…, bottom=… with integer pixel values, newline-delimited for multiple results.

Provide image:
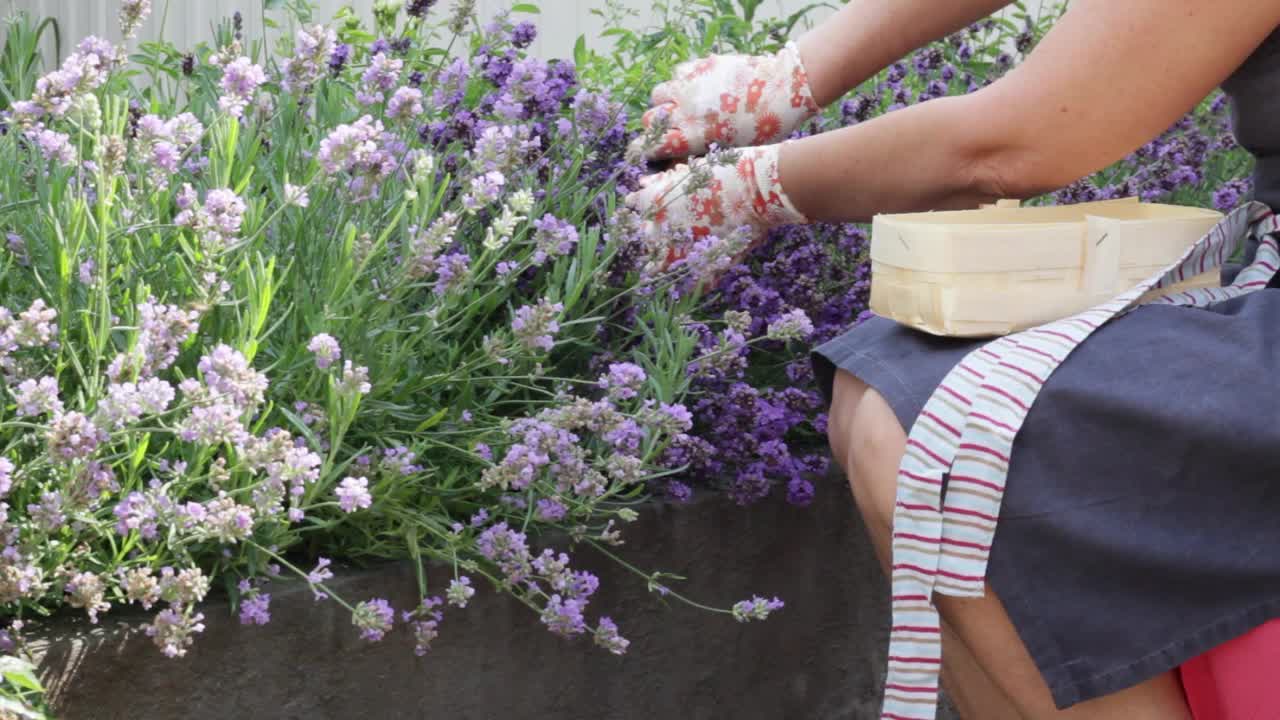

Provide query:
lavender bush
left=0, top=0, right=791, bottom=689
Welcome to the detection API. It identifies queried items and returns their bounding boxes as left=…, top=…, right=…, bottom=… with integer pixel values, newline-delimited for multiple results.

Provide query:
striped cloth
left=880, top=201, right=1280, bottom=720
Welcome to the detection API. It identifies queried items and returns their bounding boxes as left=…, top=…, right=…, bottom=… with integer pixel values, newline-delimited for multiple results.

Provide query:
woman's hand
left=624, top=143, right=808, bottom=266
left=631, top=43, right=821, bottom=162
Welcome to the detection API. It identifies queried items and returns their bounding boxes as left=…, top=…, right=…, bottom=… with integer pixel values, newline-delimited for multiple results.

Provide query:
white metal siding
left=5, top=0, right=1049, bottom=65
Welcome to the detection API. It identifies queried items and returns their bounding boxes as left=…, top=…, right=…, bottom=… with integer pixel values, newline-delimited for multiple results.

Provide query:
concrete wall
left=30, top=473, right=959, bottom=720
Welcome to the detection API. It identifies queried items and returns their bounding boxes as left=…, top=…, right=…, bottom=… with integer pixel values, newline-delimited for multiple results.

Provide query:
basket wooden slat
left=868, top=198, right=1223, bottom=337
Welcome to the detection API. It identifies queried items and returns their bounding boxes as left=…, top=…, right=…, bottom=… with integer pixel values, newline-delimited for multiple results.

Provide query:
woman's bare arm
left=783, top=0, right=1280, bottom=223
left=798, top=0, right=1013, bottom=106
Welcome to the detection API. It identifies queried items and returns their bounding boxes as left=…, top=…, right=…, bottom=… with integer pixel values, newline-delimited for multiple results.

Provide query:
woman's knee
left=827, top=371, right=908, bottom=528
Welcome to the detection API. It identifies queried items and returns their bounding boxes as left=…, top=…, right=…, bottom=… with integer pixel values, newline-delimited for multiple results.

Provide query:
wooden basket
left=868, top=197, right=1224, bottom=337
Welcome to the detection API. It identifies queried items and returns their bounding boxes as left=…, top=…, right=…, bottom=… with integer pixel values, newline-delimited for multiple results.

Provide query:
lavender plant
left=0, top=0, right=784, bottom=672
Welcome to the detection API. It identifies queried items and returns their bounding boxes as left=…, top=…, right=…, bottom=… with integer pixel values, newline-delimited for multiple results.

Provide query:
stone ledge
left=28, top=473, right=957, bottom=720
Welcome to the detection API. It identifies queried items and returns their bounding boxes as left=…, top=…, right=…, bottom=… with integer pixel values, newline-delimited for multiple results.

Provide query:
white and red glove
left=624, top=143, right=808, bottom=267
left=634, top=42, right=821, bottom=162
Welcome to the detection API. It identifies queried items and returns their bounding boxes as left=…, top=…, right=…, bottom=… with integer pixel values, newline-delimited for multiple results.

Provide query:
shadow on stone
left=29, top=471, right=957, bottom=720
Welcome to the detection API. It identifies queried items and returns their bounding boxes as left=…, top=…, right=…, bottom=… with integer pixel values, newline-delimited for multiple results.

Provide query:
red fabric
left=1181, top=619, right=1280, bottom=720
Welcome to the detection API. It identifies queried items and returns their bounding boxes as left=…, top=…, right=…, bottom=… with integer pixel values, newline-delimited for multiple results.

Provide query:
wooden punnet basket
left=868, top=197, right=1225, bottom=337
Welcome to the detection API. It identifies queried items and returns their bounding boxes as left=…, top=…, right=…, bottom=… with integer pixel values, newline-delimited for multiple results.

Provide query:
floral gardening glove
left=624, top=143, right=808, bottom=269
left=631, top=42, right=821, bottom=162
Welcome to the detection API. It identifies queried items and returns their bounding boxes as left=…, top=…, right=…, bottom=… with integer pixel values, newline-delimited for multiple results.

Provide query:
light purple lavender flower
left=404, top=596, right=443, bottom=656
left=307, top=333, right=341, bottom=369
left=5, top=233, right=28, bottom=266
left=19, top=38, right=115, bottom=121
left=534, top=497, right=567, bottom=522
left=12, top=298, right=57, bottom=347
left=114, top=489, right=173, bottom=539
left=218, top=57, right=267, bottom=119
left=174, top=185, right=247, bottom=253
left=386, top=86, right=423, bottom=121
left=361, top=52, right=404, bottom=102
left=196, top=344, right=268, bottom=410
left=462, top=170, right=505, bottom=212
left=97, top=378, right=175, bottom=428
left=28, top=127, right=76, bottom=165
left=335, top=476, right=372, bottom=513
left=239, top=592, right=271, bottom=625
left=352, top=598, right=395, bottom=641
left=46, top=411, right=106, bottom=463
left=0, top=458, right=13, bottom=498
left=281, top=24, right=337, bottom=94
left=593, top=617, right=629, bottom=655
left=597, top=362, right=645, bottom=400
left=14, top=376, right=62, bottom=417
left=78, top=259, right=96, bottom=285
left=475, top=522, right=532, bottom=584
left=158, top=566, right=211, bottom=605
left=731, top=595, right=785, bottom=622
left=540, top=594, right=587, bottom=637
left=121, top=567, right=159, bottom=609
left=178, top=401, right=247, bottom=445
left=433, top=252, right=471, bottom=295
left=118, top=0, right=151, bottom=37
left=65, top=571, right=110, bottom=623
left=196, top=493, right=255, bottom=543
left=305, top=557, right=334, bottom=600
left=337, top=361, right=372, bottom=396
left=316, top=115, right=398, bottom=201
left=283, top=183, right=310, bottom=207
left=446, top=576, right=475, bottom=608
left=511, top=299, right=563, bottom=352
left=108, top=297, right=200, bottom=382
left=531, top=214, right=578, bottom=264
left=146, top=608, right=205, bottom=658
left=766, top=309, right=815, bottom=341
left=28, top=490, right=66, bottom=531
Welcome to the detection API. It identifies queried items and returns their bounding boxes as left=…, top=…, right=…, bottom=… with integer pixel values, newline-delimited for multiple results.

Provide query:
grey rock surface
left=30, top=472, right=958, bottom=720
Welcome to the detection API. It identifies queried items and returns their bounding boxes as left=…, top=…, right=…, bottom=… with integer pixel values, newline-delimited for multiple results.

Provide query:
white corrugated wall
left=3, top=0, right=1053, bottom=64
left=3, top=0, right=842, bottom=62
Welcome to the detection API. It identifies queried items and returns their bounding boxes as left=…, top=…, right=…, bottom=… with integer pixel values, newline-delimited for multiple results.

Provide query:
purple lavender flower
left=406, top=0, right=438, bottom=17
left=534, top=497, right=567, bottom=522
left=540, top=594, right=587, bottom=637
left=511, top=21, right=537, bottom=49
left=239, top=592, right=271, bottom=625
left=329, top=43, right=351, bottom=77
left=731, top=595, right=784, bottom=622
left=306, top=557, right=334, bottom=600
left=593, top=617, right=629, bottom=655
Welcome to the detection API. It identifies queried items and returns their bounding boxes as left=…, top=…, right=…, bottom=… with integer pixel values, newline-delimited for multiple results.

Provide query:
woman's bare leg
left=829, top=371, right=1022, bottom=719
left=827, top=370, right=1192, bottom=720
